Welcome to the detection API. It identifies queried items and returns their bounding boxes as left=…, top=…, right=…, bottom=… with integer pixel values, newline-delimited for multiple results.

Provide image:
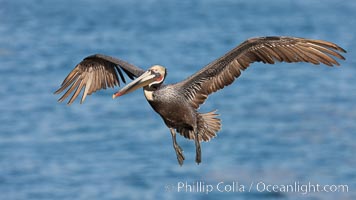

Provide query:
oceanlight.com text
left=165, top=181, right=349, bottom=195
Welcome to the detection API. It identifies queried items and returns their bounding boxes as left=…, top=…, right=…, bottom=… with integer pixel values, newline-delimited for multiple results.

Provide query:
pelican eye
left=150, top=69, right=158, bottom=74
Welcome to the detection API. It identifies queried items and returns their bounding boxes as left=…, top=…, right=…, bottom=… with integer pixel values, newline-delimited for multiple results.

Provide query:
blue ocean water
left=0, top=0, right=355, bottom=199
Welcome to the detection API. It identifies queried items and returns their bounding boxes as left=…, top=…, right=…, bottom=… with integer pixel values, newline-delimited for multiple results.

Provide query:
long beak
left=112, top=70, right=158, bottom=99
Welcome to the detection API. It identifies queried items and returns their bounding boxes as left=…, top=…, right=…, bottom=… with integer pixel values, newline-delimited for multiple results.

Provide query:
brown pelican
left=55, top=36, right=346, bottom=165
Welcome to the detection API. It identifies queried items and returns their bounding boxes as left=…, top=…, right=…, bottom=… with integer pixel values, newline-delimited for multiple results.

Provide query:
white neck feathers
left=144, top=89, right=154, bottom=101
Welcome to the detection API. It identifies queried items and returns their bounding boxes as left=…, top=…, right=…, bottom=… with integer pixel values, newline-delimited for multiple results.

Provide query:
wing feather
left=68, top=75, right=87, bottom=105
left=58, top=76, right=82, bottom=103
left=55, top=54, right=145, bottom=104
left=176, top=36, right=346, bottom=109
left=81, top=72, right=93, bottom=103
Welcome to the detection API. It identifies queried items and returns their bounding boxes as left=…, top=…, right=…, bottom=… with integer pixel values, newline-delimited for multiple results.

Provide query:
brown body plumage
left=55, top=36, right=346, bottom=165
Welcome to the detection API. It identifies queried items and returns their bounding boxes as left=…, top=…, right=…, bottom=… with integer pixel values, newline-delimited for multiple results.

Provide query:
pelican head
left=113, top=65, right=166, bottom=98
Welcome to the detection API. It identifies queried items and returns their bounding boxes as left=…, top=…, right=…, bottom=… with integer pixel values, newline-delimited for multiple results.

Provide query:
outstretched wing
left=176, top=36, right=346, bottom=109
left=54, top=54, right=145, bottom=104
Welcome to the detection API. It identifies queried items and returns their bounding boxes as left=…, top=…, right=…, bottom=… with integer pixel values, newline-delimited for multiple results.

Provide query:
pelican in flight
left=55, top=36, right=346, bottom=165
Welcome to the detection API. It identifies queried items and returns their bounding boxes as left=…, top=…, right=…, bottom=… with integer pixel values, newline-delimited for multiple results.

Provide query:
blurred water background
left=0, top=0, right=355, bottom=199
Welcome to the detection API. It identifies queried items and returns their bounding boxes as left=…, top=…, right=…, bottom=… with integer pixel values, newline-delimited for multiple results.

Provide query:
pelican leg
left=194, top=131, right=201, bottom=164
left=169, top=128, right=185, bottom=166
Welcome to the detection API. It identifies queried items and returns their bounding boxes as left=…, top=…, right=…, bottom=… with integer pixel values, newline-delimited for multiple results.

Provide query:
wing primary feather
left=307, top=39, right=347, bottom=53
left=81, top=72, right=93, bottom=103
left=68, top=75, right=87, bottom=105
left=106, top=68, right=113, bottom=88
left=54, top=72, right=79, bottom=94
left=115, top=66, right=126, bottom=85
left=285, top=45, right=303, bottom=62
left=288, top=46, right=309, bottom=63
left=58, top=77, right=82, bottom=103
left=306, top=43, right=345, bottom=60
left=293, top=46, right=309, bottom=62
left=107, top=67, right=117, bottom=87
left=121, top=67, right=136, bottom=80
left=294, top=46, right=321, bottom=65
left=301, top=46, right=334, bottom=66
left=282, top=46, right=301, bottom=62
left=99, top=66, right=107, bottom=89
left=60, top=70, right=78, bottom=87
left=310, top=47, right=339, bottom=66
